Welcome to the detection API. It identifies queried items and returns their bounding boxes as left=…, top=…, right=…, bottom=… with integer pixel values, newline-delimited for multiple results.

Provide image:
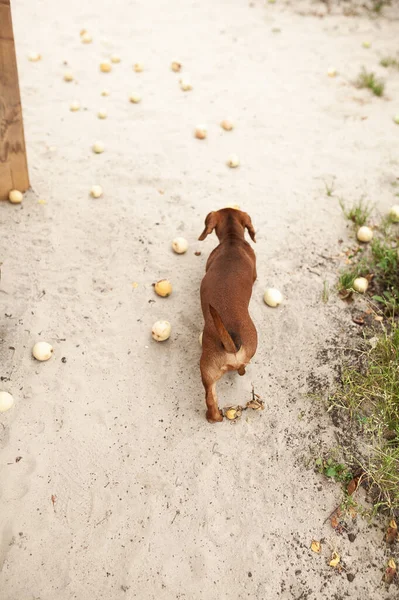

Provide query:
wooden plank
left=0, top=0, right=29, bottom=200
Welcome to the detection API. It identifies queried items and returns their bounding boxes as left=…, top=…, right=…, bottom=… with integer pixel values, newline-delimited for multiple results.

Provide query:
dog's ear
left=242, top=213, right=256, bottom=242
left=198, top=211, right=217, bottom=241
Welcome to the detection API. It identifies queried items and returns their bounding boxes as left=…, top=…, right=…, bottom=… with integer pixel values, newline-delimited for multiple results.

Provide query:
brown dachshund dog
left=198, top=208, right=258, bottom=422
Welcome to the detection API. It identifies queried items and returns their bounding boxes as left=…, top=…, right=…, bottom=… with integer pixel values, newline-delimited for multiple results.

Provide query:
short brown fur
left=198, top=208, right=258, bottom=422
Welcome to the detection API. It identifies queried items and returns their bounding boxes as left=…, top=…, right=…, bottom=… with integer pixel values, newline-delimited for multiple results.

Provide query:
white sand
left=1, top=1, right=399, bottom=598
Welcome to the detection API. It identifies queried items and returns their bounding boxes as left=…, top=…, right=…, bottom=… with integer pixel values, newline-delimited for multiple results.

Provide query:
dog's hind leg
left=200, top=360, right=224, bottom=423
left=205, top=382, right=223, bottom=423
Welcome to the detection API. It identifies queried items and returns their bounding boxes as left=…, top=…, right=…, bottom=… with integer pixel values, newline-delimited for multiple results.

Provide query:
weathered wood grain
left=0, top=0, right=29, bottom=200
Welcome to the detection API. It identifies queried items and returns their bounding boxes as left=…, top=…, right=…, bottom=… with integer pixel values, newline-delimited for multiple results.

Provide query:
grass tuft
left=356, top=68, right=385, bottom=97
left=322, top=280, right=329, bottom=303
left=380, top=56, right=399, bottom=69
left=339, top=197, right=373, bottom=227
left=324, top=179, right=335, bottom=197
left=369, top=0, right=391, bottom=13
left=338, top=270, right=360, bottom=292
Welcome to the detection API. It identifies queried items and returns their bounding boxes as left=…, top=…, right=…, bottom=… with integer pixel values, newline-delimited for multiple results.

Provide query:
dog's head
left=198, top=208, right=256, bottom=242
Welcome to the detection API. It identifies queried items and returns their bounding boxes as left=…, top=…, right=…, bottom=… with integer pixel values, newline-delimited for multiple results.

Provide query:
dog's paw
left=206, top=409, right=224, bottom=423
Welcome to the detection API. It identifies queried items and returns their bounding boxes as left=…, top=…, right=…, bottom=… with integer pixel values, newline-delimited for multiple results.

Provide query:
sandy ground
left=1, top=0, right=399, bottom=598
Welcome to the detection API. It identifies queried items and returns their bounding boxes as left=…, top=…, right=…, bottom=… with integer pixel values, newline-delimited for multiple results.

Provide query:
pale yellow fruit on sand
left=394, top=115, right=399, bottom=125
left=357, top=226, right=373, bottom=243
left=129, top=93, right=141, bottom=104
left=63, top=71, right=74, bottom=82
left=100, top=61, right=112, bottom=73
left=199, top=331, right=203, bottom=346
left=225, top=203, right=240, bottom=210
left=180, top=78, right=192, bottom=91
left=152, top=320, right=171, bottom=342
left=92, top=141, right=105, bottom=154
left=28, top=52, right=41, bottom=62
left=81, top=32, right=92, bottom=43
left=227, top=154, right=240, bottom=168
left=225, top=408, right=238, bottom=420
left=194, top=125, right=207, bottom=140
left=8, top=189, right=23, bottom=204
left=390, top=205, right=399, bottom=222
left=101, top=89, right=110, bottom=96
left=97, top=109, right=107, bottom=119
left=0, top=391, right=14, bottom=413
left=221, top=119, right=234, bottom=131
left=171, top=61, right=182, bottom=72
left=90, top=185, right=103, bottom=198
left=327, top=67, right=337, bottom=77
left=110, top=54, right=121, bottom=63
left=133, top=63, right=143, bottom=72
left=263, top=288, right=283, bottom=307
left=32, top=342, right=53, bottom=361
left=172, top=237, right=189, bottom=254
left=70, top=101, right=80, bottom=112
left=154, top=279, right=172, bottom=297
left=353, top=277, right=369, bottom=293
left=362, top=41, right=371, bottom=48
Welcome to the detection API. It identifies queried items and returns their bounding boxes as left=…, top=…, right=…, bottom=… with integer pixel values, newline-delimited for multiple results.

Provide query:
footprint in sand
left=51, top=424, right=108, bottom=527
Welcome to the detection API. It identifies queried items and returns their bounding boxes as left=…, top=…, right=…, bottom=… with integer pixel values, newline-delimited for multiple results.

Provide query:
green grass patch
left=370, top=239, right=399, bottom=311
left=329, top=328, right=399, bottom=512
left=371, top=239, right=398, bottom=287
left=316, top=456, right=352, bottom=484
left=337, top=221, right=399, bottom=308
left=330, top=198, right=399, bottom=518
left=355, top=68, right=385, bottom=97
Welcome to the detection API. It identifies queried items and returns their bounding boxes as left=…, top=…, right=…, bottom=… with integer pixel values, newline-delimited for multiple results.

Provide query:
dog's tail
left=209, top=305, right=241, bottom=353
